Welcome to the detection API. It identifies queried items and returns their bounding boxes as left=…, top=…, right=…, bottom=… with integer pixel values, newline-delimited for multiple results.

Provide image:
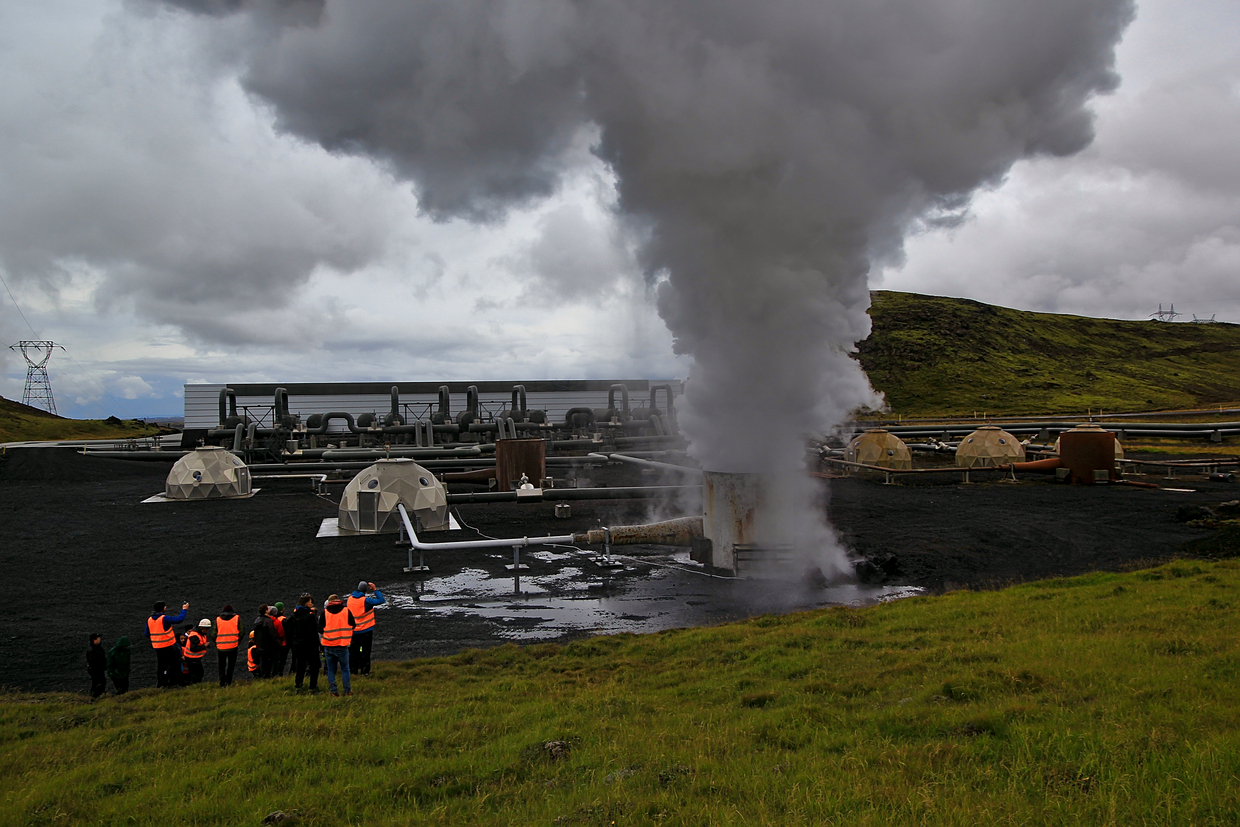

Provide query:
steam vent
left=845, top=429, right=913, bottom=469
left=956, top=425, right=1025, bottom=468
left=338, top=458, right=448, bottom=535
left=164, top=446, right=252, bottom=500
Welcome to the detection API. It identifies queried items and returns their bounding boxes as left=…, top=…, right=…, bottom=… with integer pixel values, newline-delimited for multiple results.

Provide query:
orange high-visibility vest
left=182, top=630, right=207, bottom=660
left=148, top=615, right=176, bottom=649
left=215, top=615, right=240, bottom=651
left=348, top=595, right=375, bottom=633
left=320, top=607, right=353, bottom=647
left=247, top=645, right=258, bottom=673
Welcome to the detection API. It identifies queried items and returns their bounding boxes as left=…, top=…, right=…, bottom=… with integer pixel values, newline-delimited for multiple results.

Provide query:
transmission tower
left=9, top=341, right=64, bottom=415
left=1149, top=303, right=1180, bottom=322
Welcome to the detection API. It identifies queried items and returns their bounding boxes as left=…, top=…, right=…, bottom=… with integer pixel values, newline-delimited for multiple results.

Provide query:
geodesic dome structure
left=338, top=459, right=449, bottom=535
left=845, top=429, right=913, bottom=469
left=1055, top=423, right=1124, bottom=460
left=165, top=447, right=252, bottom=500
left=957, top=425, right=1025, bottom=468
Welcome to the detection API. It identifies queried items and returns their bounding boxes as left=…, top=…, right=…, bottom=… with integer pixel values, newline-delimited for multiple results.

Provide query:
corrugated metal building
left=184, top=380, right=683, bottom=431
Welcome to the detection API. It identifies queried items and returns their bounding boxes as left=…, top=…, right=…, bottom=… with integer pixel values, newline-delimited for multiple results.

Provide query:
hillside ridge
left=858, top=291, right=1240, bottom=415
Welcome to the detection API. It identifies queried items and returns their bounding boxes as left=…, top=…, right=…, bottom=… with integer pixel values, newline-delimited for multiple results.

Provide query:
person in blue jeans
left=317, top=594, right=355, bottom=697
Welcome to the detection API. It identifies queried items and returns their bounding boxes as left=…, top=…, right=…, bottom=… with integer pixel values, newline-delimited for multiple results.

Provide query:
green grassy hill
left=5, top=561, right=1240, bottom=825
left=858, top=291, right=1240, bottom=416
left=0, top=396, right=161, bottom=443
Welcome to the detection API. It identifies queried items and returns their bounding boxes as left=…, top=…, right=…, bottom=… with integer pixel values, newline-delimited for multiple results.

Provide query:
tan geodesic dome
left=1055, top=423, right=1124, bottom=460
left=338, top=459, right=449, bottom=535
left=845, top=429, right=913, bottom=469
left=956, top=425, right=1026, bottom=468
left=165, top=447, right=252, bottom=500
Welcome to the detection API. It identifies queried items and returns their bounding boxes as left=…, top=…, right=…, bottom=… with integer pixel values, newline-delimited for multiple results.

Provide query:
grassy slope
left=4, top=560, right=1240, bottom=826
left=858, top=291, right=1240, bottom=416
left=0, top=396, right=160, bottom=443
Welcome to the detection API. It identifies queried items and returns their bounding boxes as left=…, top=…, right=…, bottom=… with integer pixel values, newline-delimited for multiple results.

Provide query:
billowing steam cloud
left=165, top=0, right=1133, bottom=574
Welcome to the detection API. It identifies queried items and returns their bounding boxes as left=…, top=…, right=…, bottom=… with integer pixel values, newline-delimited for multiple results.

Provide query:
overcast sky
left=0, top=0, right=1236, bottom=419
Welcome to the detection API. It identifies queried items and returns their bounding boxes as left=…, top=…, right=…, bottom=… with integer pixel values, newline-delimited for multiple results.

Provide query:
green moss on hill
left=0, top=396, right=160, bottom=443
left=857, top=291, right=1240, bottom=416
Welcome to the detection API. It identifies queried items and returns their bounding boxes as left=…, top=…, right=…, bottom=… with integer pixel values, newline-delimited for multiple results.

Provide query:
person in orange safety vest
left=182, top=619, right=211, bottom=684
left=318, top=594, right=355, bottom=696
left=246, top=631, right=259, bottom=677
left=214, top=605, right=241, bottom=687
left=147, top=600, right=188, bottom=688
left=347, top=581, right=385, bottom=677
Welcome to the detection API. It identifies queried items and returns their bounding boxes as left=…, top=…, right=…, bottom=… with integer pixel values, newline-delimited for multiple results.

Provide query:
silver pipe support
left=396, top=503, right=575, bottom=552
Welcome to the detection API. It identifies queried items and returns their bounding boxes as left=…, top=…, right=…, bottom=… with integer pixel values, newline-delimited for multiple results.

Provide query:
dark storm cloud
left=0, top=6, right=405, bottom=347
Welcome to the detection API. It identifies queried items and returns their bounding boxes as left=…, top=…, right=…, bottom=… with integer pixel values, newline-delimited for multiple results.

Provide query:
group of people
left=87, top=580, right=386, bottom=698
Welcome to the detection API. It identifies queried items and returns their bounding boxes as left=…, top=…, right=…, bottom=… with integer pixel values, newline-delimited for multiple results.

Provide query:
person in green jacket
left=106, top=636, right=131, bottom=694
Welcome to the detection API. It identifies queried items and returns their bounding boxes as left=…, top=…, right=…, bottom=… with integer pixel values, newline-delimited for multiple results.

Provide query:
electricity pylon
left=9, top=341, right=64, bottom=415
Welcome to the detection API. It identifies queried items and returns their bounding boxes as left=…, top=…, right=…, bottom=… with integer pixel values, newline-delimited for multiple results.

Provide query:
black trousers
left=185, top=658, right=204, bottom=684
left=291, top=648, right=319, bottom=690
left=275, top=645, right=289, bottom=676
left=155, top=646, right=182, bottom=687
left=111, top=675, right=128, bottom=694
left=89, top=671, right=106, bottom=697
left=218, top=649, right=238, bottom=686
left=350, top=631, right=373, bottom=675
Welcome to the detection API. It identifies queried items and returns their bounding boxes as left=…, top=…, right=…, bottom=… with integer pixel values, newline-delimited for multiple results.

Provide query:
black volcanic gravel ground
left=0, top=446, right=1232, bottom=694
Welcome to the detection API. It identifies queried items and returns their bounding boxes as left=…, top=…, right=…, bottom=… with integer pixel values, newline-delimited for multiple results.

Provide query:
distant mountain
left=0, top=396, right=161, bottom=443
left=857, top=291, right=1240, bottom=416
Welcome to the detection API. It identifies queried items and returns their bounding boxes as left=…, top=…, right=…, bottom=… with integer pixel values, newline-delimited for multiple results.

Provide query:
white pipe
left=588, top=452, right=703, bottom=476
left=397, top=503, right=575, bottom=551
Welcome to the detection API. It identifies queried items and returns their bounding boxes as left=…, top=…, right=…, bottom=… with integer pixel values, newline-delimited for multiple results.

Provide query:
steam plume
left=164, top=0, right=1134, bottom=573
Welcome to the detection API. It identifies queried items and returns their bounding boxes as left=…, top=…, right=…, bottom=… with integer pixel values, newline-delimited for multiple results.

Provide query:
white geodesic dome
left=165, top=447, right=252, bottom=500
left=845, top=429, right=913, bottom=469
left=338, top=459, right=449, bottom=535
left=956, top=425, right=1026, bottom=468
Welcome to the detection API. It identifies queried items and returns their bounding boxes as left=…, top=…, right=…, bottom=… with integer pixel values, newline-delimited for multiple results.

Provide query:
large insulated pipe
left=232, top=423, right=245, bottom=452
left=434, top=386, right=451, bottom=424
left=511, top=385, right=527, bottom=416
left=386, top=386, right=403, bottom=426
left=572, top=516, right=703, bottom=546
left=218, top=387, right=239, bottom=427
left=274, top=387, right=289, bottom=421
left=1003, top=458, right=1063, bottom=473
left=304, top=412, right=363, bottom=435
left=563, top=407, right=596, bottom=430
left=608, top=384, right=630, bottom=416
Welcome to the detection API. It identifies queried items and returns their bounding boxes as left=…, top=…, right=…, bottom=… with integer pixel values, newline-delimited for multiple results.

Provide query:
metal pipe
left=397, top=503, right=575, bottom=551
left=562, top=407, right=596, bottom=430
left=589, top=452, right=703, bottom=476
left=218, top=387, right=238, bottom=427
left=232, top=423, right=244, bottom=452
left=446, top=485, right=701, bottom=504
left=607, top=384, right=630, bottom=415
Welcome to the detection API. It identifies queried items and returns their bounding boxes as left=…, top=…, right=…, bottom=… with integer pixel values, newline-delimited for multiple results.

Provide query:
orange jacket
left=215, top=615, right=240, bottom=651
left=147, top=616, right=176, bottom=649
left=319, top=604, right=355, bottom=647
left=347, top=595, right=375, bottom=633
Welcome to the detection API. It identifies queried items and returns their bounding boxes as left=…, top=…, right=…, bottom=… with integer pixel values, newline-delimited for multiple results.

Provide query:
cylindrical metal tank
left=701, top=471, right=768, bottom=571
left=1058, top=426, right=1120, bottom=484
left=495, top=438, right=547, bottom=491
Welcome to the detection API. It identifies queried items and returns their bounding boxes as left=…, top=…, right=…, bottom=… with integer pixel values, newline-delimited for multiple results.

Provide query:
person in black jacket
left=252, top=604, right=279, bottom=678
left=288, top=594, right=320, bottom=691
left=86, top=633, right=107, bottom=698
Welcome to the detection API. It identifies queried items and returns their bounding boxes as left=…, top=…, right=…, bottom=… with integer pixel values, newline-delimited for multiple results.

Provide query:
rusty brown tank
left=1058, top=424, right=1120, bottom=484
left=494, top=438, right=546, bottom=491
